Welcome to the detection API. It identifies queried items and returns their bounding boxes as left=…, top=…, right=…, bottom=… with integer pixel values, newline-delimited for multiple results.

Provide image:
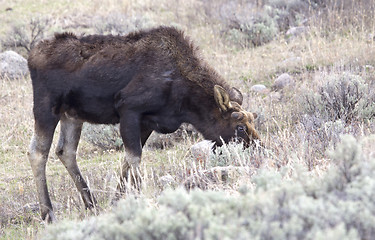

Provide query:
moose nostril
left=56, top=149, right=64, bottom=157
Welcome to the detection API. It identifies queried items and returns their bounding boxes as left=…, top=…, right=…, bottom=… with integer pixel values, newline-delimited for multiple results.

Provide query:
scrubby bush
left=297, top=72, right=375, bottom=162
left=2, top=16, right=52, bottom=53
left=42, top=135, right=375, bottom=240
left=225, top=10, right=279, bottom=47
left=82, top=124, right=123, bottom=150
left=264, top=0, right=310, bottom=31
left=220, top=0, right=374, bottom=48
left=302, top=72, right=375, bottom=124
left=220, top=0, right=317, bottom=47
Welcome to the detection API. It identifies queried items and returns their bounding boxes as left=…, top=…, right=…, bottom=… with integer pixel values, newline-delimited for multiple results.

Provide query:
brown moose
left=27, top=26, right=260, bottom=222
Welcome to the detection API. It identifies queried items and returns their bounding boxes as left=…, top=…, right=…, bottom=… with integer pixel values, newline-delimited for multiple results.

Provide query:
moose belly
left=60, top=93, right=120, bottom=124
left=141, top=114, right=181, bottom=134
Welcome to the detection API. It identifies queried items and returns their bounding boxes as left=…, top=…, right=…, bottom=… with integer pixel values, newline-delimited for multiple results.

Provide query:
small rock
left=159, top=174, right=175, bottom=187
left=0, top=51, right=29, bottom=79
left=250, top=84, right=268, bottom=93
left=272, top=73, right=294, bottom=91
left=268, top=91, right=282, bottom=101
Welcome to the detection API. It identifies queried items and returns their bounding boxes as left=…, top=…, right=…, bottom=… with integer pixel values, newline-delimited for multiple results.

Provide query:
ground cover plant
left=1, top=0, right=375, bottom=239
left=41, top=135, right=375, bottom=240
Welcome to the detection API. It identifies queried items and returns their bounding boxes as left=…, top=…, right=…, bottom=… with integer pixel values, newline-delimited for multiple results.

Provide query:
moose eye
left=237, top=125, right=246, bottom=132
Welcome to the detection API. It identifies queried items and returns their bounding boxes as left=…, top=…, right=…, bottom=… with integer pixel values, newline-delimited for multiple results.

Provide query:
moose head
left=212, top=85, right=260, bottom=148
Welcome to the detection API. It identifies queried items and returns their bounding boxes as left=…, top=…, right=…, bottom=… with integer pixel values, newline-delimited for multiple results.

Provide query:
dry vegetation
left=1, top=0, right=375, bottom=239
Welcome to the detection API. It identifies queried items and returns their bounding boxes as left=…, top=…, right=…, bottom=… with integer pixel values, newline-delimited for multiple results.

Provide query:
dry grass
left=1, top=0, right=375, bottom=239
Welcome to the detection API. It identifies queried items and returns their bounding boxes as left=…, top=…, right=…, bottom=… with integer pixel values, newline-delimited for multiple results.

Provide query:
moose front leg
left=117, top=110, right=143, bottom=194
left=119, top=151, right=142, bottom=193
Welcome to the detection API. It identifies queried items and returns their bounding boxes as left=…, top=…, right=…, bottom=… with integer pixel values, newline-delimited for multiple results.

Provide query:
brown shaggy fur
left=27, top=26, right=260, bottom=222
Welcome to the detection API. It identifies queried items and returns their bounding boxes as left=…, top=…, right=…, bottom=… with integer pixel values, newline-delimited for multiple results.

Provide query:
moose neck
left=180, top=80, right=228, bottom=144
left=165, top=34, right=233, bottom=143
left=188, top=107, right=227, bottom=145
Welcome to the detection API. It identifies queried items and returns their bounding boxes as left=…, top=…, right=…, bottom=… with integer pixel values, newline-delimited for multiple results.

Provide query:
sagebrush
left=42, top=135, right=375, bottom=240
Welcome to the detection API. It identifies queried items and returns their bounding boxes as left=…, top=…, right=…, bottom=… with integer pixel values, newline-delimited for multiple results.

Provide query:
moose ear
left=245, top=112, right=258, bottom=121
left=214, top=85, right=231, bottom=112
left=231, top=112, right=245, bottom=121
left=229, top=87, right=243, bottom=105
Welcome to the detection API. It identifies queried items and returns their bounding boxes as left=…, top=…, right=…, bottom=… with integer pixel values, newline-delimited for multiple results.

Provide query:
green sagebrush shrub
left=42, top=135, right=375, bottom=240
left=82, top=123, right=123, bottom=150
left=298, top=72, right=375, bottom=158
left=223, top=0, right=315, bottom=47
left=226, top=13, right=278, bottom=48
left=303, top=72, right=375, bottom=124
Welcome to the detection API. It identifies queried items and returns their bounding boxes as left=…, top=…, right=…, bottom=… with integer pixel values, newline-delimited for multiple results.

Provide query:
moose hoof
left=43, top=210, right=56, bottom=223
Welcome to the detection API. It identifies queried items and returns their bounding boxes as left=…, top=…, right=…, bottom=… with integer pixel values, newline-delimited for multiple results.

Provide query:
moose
left=27, top=26, right=261, bottom=222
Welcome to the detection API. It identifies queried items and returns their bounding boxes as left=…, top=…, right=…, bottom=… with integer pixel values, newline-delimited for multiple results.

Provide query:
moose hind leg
left=55, top=116, right=96, bottom=209
left=28, top=121, right=58, bottom=222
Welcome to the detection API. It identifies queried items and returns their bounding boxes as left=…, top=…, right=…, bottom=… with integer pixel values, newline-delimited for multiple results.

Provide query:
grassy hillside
left=0, top=0, right=374, bottom=239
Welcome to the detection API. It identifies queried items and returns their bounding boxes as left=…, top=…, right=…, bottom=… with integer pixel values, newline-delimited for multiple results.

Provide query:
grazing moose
left=27, top=26, right=261, bottom=222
